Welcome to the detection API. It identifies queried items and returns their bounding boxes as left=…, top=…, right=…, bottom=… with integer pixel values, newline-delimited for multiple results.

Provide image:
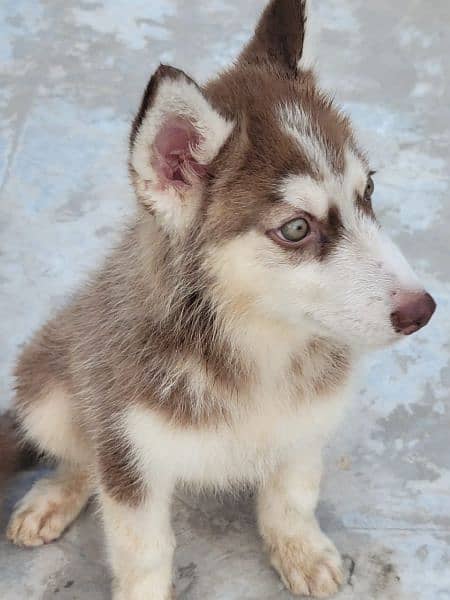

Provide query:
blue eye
left=280, top=218, right=310, bottom=242
left=365, top=176, right=374, bottom=198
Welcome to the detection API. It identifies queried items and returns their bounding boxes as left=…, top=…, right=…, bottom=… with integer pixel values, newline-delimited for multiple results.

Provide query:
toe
left=268, top=534, right=344, bottom=598
left=7, top=509, right=45, bottom=547
left=308, top=560, right=343, bottom=598
left=271, top=550, right=309, bottom=595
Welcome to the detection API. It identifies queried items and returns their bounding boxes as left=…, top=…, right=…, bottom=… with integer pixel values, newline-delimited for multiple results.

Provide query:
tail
left=0, top=411, right=40, bottom=501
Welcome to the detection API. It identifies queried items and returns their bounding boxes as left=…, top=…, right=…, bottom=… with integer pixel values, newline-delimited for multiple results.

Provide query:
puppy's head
left=129, top=0, right=435, bottom=352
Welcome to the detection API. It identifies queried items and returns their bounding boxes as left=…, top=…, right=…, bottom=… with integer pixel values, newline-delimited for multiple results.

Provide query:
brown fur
left=98, top=428, right=147, bottom=507
left=4, top=5, right=432, bottom=599
left=240, top=0, right=306, bottom=72
left=14, top=319, right=73, bottom=413
left=10, top=221, right=253, bottom=503
left=9, top=0, right=354, bottom=507
left=200, top=65, right=353, bottom=251
left=290, top=338, right=350, bottom=399
left=318, top=206, right=345, bottom=259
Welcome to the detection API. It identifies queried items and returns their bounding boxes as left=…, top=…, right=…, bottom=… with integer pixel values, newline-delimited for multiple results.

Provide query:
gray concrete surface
left=1, top=1, right=449, bottom=598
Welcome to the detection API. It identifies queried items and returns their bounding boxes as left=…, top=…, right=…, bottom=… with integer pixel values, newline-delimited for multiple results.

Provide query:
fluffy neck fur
left=105, top=208, right=353, bottom=426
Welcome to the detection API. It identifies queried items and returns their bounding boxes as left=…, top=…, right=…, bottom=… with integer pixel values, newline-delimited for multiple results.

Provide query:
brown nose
left=391, top=292, right=436, bottom=335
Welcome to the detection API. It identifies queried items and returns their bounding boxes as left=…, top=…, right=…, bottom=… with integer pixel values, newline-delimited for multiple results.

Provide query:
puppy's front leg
left=257, top=449, right=344, bottom=598
left=100, top=479, right=175, bottom=600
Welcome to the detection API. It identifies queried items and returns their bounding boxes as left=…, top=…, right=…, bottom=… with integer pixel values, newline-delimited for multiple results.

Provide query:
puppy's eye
left=279, top=218, right=310, bottom=243
left=365, top=175, right=375, bottom=198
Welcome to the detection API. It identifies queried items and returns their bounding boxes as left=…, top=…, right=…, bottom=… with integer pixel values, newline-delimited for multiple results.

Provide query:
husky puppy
left=4, top=0, right=436, bottom=598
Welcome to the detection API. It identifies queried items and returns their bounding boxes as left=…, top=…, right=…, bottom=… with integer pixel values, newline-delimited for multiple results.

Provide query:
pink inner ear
left=153, top=115, right=206, bottom=188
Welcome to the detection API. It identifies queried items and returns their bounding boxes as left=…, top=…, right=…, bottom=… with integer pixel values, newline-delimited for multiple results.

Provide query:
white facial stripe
left=279, top=174, right=328, bottom=219
left=343, top=148, right=367, bottom=199
left=339, top=147, right=369, bottom=225
left=278, top=146, right=373, bottom=232
left=278, top=103, right=331, bottom=179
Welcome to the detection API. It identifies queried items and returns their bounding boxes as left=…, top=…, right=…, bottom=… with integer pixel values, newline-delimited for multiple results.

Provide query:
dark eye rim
left=365, top=172, right=376, bottom=198
left=267, top=216, right=311, bottom=248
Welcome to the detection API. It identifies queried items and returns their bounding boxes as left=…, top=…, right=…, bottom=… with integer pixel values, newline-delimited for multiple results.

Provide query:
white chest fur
left=125, top=382, right=351, bottom=491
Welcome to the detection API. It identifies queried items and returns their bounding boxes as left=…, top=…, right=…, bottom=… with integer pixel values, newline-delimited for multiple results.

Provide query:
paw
left=268, top=532, right=344, bottom=598
left=6, top=476, right=86, bottom=547
left=7, top=501, right=67, bottom=547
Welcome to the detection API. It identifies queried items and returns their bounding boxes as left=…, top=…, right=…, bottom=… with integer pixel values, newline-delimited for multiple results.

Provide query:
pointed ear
left=129, top=65, right=234, bottom=232
left=239, top=0, right=310, bottom=73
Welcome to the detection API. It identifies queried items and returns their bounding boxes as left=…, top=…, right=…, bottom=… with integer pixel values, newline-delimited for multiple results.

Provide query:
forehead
left=276, top=97, right=368, bottom=218
left=206, top=69, right=370, bottom=232
left=208, top=66, right=364, bottom=171
left=259, top=94, right=369, bottom=224
left=279, top=149, right=368, bottom=220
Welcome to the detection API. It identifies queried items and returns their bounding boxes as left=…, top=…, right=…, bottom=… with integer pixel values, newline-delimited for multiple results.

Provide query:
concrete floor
left=1, top=1, right=449, bottom=598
